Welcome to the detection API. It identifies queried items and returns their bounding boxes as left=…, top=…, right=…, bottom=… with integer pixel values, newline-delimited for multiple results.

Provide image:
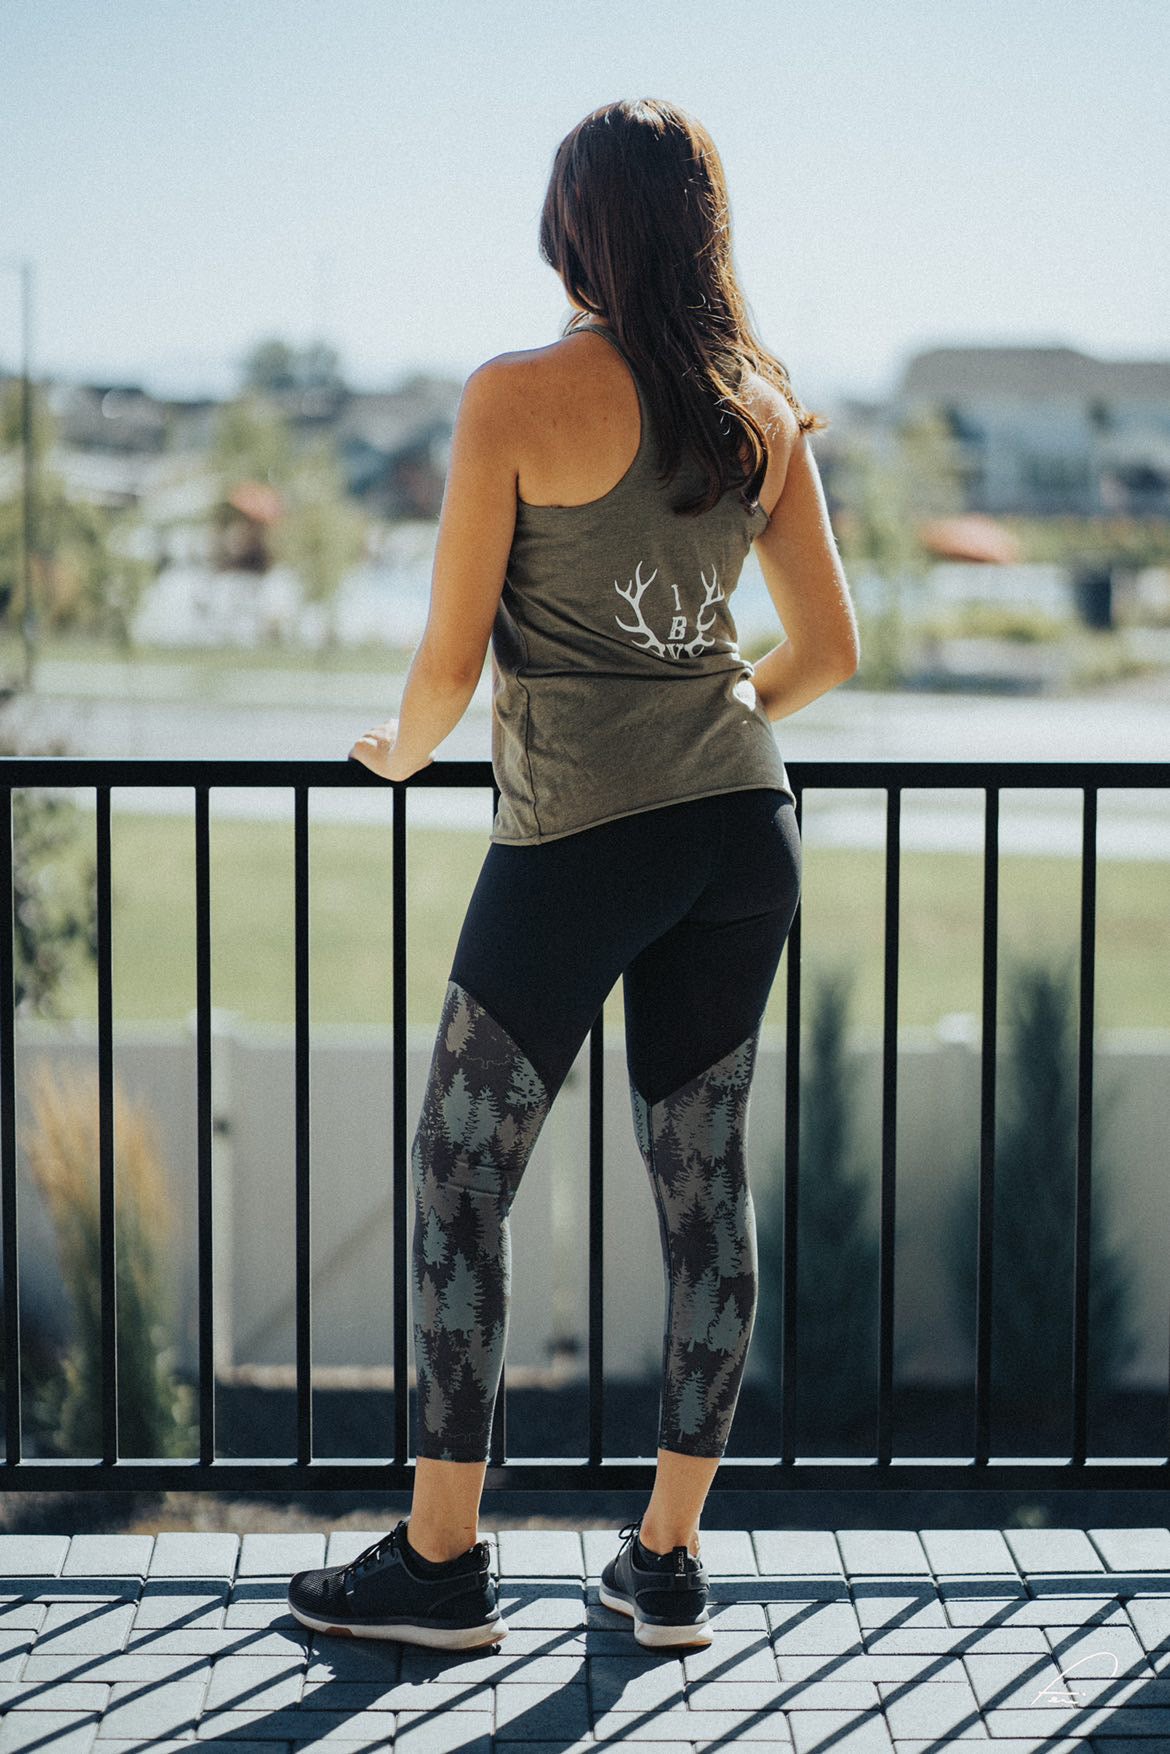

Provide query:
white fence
left=12, top=1019, right=1170, bottom=1390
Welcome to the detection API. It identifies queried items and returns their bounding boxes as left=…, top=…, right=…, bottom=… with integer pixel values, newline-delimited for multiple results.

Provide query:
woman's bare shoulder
left=740, top=367, right=799, bottom=448
left=738, top=367, right=801, bottom=513
left=468, top=333, right=591, bottom=383
left=462, top=331, right=626, bottom=450
left=459, top=337, right=590, bottom=424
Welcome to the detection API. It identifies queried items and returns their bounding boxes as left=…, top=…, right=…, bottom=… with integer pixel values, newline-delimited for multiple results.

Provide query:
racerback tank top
left=489, top=320, right=795, bottom=844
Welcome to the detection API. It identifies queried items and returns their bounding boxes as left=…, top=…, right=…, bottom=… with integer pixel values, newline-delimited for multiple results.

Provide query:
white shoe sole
left=288, top=1598, right=508, bottom=1649
left=598, top=1580, right=713, bottom=1648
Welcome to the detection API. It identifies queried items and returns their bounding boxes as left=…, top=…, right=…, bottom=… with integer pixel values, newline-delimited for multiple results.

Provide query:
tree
left=208, top=398, right=365, bottom=641
left=239, top=338, right=346, bottom=398
left=1009, top=515, right=1170, bottom=571
left=942, top=952, right=1139, bottom=1438
left=11, top=785, right=97, bottom=1018
left=240, top=340, right=299, bottom=397
left=832, top=411, right=966, bottom=688
left=209, top=393, right=295, bottom=494
left=0, top=382, right=152, bottom=650
left=754, top=965, right=881, bottom=1448
left=273, top=438, right=366, bottom=644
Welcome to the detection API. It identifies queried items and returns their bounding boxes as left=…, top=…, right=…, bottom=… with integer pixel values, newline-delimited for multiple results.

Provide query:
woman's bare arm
left=350, top=359, right=519, bottom=781
left=749, top=418, right=861, bottom=720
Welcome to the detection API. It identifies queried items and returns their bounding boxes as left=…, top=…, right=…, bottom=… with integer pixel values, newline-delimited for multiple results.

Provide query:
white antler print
left=613, top=561, right=665, bottom=656
left=684, top=567, right=725, bottom=656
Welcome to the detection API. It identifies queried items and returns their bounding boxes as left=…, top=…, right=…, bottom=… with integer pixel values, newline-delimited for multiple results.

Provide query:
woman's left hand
left=348, top=719, right=432, bottom=783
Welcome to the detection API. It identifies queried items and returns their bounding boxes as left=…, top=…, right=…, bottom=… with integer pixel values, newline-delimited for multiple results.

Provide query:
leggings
left=410, top=785, right=802, bottom=1462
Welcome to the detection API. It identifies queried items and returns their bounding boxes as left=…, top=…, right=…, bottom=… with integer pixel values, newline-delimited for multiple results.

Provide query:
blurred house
left=335, top=372, right=459, bottom=519
left=896, top=345, right=1170, bottom=518
left=33, top=369, right=461, bottom=525
left=212, top=479, right=284, bottom=573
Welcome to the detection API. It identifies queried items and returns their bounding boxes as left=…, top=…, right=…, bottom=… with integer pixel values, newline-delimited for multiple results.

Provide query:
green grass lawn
left=28, top=808, right=1170, bottom=1036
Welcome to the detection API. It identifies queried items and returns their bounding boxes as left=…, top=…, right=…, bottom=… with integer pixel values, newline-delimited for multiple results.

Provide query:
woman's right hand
left=349, top=719, right=402, bottom=781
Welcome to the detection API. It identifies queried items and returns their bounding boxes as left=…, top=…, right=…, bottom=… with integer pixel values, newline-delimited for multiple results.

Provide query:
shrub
left=24, top=1060, right=195, bottom=1458
left=754, top=965, right=881, bottom=1446
left=943, top=952, right=1139, bottom=1422
left=11, top=788, right=97, bottom=1019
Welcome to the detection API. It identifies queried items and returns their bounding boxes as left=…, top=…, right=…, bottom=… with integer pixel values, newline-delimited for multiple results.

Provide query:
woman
left=289, top=97, right=858, bottom=1652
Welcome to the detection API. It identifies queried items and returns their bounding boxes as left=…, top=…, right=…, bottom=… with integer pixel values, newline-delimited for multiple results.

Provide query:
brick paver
left=0, top=1526, right=1165, bottom=1746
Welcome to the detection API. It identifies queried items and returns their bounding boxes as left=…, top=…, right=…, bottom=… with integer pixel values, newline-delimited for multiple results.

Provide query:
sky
left=1, top=0, right=1168, bottom=410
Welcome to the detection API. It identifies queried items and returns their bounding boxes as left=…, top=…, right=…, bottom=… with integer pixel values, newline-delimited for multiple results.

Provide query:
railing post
left=876, top=786, right=901, bottom=1464
left=587, top=1007, right=605, bottom=1468
left=194, top=787, right=215, bottom=1465
left=95, top=787, right=118, bottom=1465
left=780, top=786, right=803, bottom=1467
left=294, top=787, right=312, bottom=1467
left=1071, top=786, right=1098, bottom=1466
left=0, top=787, right=21, bottom=1465
left=974, top=785, right=1000, bottom=1468
left=392, top=781, right=409, bottom=1467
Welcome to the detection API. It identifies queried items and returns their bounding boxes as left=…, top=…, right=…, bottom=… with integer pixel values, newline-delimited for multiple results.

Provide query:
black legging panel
left=450, top=787, right=801, bottom=1101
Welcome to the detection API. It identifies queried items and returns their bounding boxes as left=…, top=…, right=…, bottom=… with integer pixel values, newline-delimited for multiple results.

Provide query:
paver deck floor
left=1, top=1526, right=1169, bottom=1751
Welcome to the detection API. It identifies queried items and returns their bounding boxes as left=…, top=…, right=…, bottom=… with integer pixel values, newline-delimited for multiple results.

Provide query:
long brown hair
left=539, top=98, right=829, bottom=517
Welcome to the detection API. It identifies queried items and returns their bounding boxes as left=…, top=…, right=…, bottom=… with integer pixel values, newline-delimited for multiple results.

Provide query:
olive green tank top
left=489, top=321, right=795, bottom=845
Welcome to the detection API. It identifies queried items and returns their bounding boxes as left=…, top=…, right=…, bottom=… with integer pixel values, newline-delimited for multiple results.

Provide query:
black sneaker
left=598, top=1517, right=712, bottom=1648
left=287, top=1519, right=508, bottom=1650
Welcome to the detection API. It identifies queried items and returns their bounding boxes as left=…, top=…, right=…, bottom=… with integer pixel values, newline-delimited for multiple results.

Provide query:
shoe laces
left=620, top=1517, right=701, bottom=1566
left=341, top=1524, right=402, bottom=1592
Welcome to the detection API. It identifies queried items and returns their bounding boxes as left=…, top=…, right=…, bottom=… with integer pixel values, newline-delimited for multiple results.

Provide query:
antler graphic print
left=684, top=567, right=725, bottom=656
left=613, top=562, right=666, bottom=656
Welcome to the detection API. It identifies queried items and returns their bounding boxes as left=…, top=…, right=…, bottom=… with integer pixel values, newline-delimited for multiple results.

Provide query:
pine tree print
left=628, top=1026, right=764, bottom=1459
left=630, top=1085, right=651, bottom=1158
left=669, top=1084, right=713, bottom=1171
left=422, top=1209, right=448, bottom=1268
left=466, top=1320, right=501, bottom=1394
left=671, top=1263, right=695, bottom=1339
left=444, top=984, right=474, bottom=1055
left=410, top=981, right=555, bottom=1458
left=705, top=1161, right=734, bottom=1220
left=507, top=1060, right=545, bottom=1110
left=674, top=1370, right=706, bottom=1438
left=427, top=1174, right=464, bottom=1225
left=713, top=1211, right=744, bottom=1279
left=708, top=1094, right=733, bottom=1163
left=422, top=1376, right=450, bottom=1435
left=468, top=1088, right=501, bottom=1151
left=472, top=1193, right=503, bottom=1261
left=439, top=1250, right=480, bottom=1334
left=415, top=1267, right=442, bottom=1334
left=440, top=1069, right=473, bottom=1145
left=686, top=1266, right=720, bottom=1350
left=708, top=1294, right=746, bottom=1355
left=725, top=1036, right=757, bottom=1090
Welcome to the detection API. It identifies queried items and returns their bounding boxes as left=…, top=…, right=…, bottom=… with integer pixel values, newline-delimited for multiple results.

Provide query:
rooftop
left=2, top=1525, right=1170, bottom=1750
left=898, top=344, right=1170, bottom=403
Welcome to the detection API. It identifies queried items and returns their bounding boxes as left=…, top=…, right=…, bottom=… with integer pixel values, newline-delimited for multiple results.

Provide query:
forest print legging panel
left=410, top=786, right=802, bottom=1462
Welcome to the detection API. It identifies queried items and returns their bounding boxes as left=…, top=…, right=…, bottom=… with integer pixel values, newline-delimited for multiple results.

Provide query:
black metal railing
left=1, top=756, right=1168, bottom=1493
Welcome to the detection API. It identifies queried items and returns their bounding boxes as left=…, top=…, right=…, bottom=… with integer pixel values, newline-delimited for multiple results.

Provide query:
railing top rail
left=1, top=757, right=1168, bottom=789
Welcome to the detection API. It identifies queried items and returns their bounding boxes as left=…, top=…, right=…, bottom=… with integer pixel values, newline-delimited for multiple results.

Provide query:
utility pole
left=17, top=259, right=35, bottom=691
left=1, top=258, right=37, bottom=691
